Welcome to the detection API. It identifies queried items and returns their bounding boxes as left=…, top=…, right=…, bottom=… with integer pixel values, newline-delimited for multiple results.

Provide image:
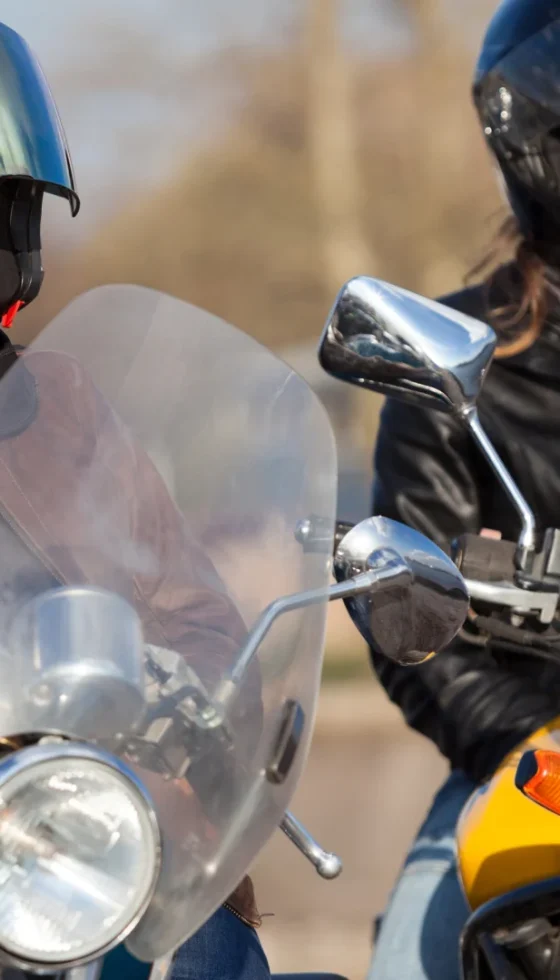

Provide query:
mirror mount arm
left=214, top=556, right=411, bottom=708
left=466, top=409, right=537, bottom=571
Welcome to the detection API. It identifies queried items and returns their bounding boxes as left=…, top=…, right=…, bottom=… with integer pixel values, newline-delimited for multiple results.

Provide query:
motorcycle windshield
left=0, top=285, right=337, bottom=959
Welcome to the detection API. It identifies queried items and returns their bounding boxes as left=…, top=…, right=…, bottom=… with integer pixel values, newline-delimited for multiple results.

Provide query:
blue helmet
left=0, top=23, right=79, bottom=323
left=474, top=0, right=560, bottom=253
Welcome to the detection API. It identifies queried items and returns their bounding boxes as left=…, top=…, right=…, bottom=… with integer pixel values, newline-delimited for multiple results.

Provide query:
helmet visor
left=475, top=17, right=560, bottom=140
left=0, top=23, right=79, bottom=215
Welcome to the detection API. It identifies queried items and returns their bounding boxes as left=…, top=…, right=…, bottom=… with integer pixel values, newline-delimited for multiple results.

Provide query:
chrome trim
left=66, top=958, right=104, bottom=980
left=0, top=742, right=162, bottom=974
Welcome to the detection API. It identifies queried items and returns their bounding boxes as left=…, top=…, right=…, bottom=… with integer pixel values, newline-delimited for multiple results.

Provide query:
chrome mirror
left=333, top=516, right=468, bottom=665
left=319, top=276, right=496, bottom=414
left=215, top=516, right=468, bottom=700
left=319, top=277, right=536, bottom=570
left=212, top=514, right=467, bottom=885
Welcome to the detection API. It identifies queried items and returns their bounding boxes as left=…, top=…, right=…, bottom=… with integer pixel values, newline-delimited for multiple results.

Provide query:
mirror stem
left=213, top=570, right=378, bottom=707
left=215, top=557, right=410, bottom=707
left=467, top=410, right=536, bottom=569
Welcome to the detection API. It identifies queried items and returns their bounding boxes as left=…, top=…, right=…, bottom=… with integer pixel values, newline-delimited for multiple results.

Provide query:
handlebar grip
left=453, top=533, right=516, bottom=583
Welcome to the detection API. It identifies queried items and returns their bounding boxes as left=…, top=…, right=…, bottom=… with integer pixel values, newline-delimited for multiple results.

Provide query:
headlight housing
left=0, top=742, right=161, bottom=969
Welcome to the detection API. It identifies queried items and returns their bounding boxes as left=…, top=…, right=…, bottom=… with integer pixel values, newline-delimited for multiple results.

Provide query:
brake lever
left=280, top=810, right=342, bottom=879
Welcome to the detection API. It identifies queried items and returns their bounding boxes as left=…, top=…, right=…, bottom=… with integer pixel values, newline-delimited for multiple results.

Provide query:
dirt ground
left=252, top=685, right=448, bottom=980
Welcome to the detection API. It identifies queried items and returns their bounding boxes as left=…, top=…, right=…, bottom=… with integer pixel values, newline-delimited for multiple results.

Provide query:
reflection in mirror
left=319, top=276, right=497, bottom=415
left=319, top=277, right=536, bottom=569
left=333, top=517, right=469, bottom=665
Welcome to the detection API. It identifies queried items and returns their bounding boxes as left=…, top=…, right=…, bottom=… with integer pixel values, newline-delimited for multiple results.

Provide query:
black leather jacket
left=372, top=264, right=560, bottom=783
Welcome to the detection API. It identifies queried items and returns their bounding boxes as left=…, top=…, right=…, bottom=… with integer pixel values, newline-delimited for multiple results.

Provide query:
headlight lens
left=0, top=746, right=160, bottom=966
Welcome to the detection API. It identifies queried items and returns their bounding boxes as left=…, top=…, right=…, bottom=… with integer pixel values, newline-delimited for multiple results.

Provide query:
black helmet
left=474, top=0, right=560, bottom=255
left=0, top=23, right=79, bottom=325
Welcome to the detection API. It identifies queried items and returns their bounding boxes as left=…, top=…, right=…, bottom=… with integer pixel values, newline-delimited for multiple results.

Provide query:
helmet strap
left=0, top=179, right=44, bottom=326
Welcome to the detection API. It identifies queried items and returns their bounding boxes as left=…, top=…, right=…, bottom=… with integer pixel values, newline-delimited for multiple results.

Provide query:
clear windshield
left=0, top=285, right=337, bottom=959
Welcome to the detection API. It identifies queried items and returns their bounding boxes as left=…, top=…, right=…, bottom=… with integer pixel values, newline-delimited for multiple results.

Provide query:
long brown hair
left=468, top=215, right=549, bottom=359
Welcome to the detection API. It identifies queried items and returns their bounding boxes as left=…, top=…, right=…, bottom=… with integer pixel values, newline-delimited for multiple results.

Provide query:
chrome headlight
left=0, top=743, right=160, bottom=969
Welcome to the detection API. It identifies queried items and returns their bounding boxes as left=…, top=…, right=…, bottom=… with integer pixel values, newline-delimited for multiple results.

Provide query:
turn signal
left=516, top=749, right=560, bottom=815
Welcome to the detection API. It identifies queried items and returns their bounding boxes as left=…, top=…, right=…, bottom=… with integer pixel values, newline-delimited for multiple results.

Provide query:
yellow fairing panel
left=458, top=714, right=560, bottom=911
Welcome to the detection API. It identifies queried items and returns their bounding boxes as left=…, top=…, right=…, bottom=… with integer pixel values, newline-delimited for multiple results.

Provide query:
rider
left=369, top=2, right=560, bottom=978
left=0, top=22, right=270, bottom=980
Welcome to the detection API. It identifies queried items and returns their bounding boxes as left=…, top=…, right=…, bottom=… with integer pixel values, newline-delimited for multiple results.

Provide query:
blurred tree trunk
left=400, top=0, right=468, bottom=297
left=306, top=0, right=381, bottom=453
left=306, top=0, right=375, bottom=294
left=403, top=0, right=464, bottom=57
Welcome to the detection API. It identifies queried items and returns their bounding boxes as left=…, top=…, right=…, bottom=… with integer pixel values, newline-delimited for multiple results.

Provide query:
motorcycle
left=319, top=275, right=560, bottom=980
left=0, top=283, right=468, bottom=980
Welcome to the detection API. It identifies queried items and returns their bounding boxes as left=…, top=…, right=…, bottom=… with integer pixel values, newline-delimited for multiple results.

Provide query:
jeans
left=368, top=771, right=475, bottom=980
left=172, top=907, right=271, bottom=980
left=102, top=908, right=270, bottom=980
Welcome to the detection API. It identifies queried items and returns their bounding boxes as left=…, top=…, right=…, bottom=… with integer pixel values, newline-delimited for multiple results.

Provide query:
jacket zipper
left=222, top=901, right=260, bottom=930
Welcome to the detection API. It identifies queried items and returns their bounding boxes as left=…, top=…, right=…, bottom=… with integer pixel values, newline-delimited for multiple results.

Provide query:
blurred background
left=3, top=1, right=504, bottom=975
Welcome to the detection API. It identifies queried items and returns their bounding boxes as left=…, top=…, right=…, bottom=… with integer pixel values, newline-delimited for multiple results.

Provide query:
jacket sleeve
left=128, top=435, right=262, bottom=739
left=115, top=396, right=264, bottom=925
left=76, top=363, right=262, bottom=749
left=372, top=397, right=558, bottom=782
left=130, top=442, right=249, bottom=678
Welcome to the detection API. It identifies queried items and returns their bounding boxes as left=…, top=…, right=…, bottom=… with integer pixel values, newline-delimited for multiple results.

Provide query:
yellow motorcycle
left=319, top=275, right=560, bottom=980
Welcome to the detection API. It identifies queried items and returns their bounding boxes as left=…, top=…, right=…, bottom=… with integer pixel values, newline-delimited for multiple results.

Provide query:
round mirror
left=334, top=517, right=469, bottom=664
